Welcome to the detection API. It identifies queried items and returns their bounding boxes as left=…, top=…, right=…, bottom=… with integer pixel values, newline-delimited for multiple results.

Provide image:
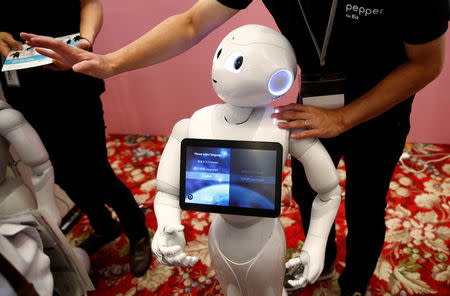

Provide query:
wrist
left=335, top=107, right=352, bottom=133
left=79, top=36, right=93, bottom=51
left=105, top=51, right=122, bottom=77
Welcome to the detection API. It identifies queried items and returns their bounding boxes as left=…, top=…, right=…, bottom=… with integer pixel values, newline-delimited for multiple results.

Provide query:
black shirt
left=0, top=0, right=104, bottom=96
left=217, top=0, right=448, bottom=117
left=0, top=0, right=81, bottom=40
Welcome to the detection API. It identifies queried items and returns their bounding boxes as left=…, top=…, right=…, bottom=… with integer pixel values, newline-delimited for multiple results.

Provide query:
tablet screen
left=180, top=138, right=282, bottom=218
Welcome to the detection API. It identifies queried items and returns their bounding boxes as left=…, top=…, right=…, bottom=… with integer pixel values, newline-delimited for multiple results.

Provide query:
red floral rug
left=64, top=135, right=450, bottom=296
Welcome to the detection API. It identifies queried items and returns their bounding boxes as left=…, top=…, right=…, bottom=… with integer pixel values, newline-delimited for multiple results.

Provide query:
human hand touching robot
left=272, top=102, right=348, bottom=139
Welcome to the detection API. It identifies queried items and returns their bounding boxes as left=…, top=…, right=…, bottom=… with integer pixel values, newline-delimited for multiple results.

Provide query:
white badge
left=4, top=70, right=20, bottom=87
left=302, top=93, right=344, bottom=109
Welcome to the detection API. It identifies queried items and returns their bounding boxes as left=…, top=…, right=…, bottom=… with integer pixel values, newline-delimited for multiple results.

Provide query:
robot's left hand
left=152, top=224, right=198, bottom=267
left=285, top=250, right=323, bottom=289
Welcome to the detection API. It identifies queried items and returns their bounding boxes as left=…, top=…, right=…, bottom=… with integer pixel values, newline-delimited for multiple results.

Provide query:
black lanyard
left=296, top=0, right=338, bottom=67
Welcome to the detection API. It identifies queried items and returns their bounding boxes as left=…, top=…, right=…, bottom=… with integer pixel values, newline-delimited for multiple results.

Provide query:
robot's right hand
left=285, top=249, right=324, bottom=289
left=151, top=224, right=198, bottom=267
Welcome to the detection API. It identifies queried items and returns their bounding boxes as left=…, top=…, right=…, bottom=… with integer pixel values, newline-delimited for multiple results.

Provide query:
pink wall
left=95, top=1, right=450, bottom=144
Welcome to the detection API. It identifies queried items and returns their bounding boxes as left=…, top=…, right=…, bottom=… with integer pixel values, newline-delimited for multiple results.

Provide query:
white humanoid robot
left=0, top=100, right=93, bottom=295
left=152, top=25, right=341, bottom=296
left=0, top=101, right=61, bottom=227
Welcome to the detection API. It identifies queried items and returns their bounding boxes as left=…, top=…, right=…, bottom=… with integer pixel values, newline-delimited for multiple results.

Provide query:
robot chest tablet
left=179, top=138, right=284, bottom=218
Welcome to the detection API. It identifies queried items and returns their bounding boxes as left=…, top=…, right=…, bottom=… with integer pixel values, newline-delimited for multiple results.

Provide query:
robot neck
left=223, top=104, right=253, bottom=125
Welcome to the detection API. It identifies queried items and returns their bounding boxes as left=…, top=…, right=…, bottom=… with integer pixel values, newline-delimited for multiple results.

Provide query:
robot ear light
left=268, top=69, right=294, bottom=97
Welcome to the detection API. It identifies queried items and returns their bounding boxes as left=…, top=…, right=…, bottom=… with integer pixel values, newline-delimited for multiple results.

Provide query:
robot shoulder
left=191, top=105, right=218, bottom=120
left=170, top=118, right=190, bottom=141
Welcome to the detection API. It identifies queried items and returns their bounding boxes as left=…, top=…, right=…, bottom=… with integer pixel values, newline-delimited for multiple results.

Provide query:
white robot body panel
left=209, top=215, right=285, bottom=296
left=0, top=108, right=50, bottom=174
left=0, top=104, right=60, bottom=226
left=0, top=137, right=8, bottom=184
left=0, top=177, right=37, bottom=215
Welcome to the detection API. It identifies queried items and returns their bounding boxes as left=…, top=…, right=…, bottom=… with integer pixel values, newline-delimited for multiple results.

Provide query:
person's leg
left=338, top=118, right=410, bottom=294
left=291, top=137, right=343, bottom=271
left=8, top=77, right=147, bottom=243
left=52, top=93, right=147, bottom=244
left=5, top=80, right=118, bottom=234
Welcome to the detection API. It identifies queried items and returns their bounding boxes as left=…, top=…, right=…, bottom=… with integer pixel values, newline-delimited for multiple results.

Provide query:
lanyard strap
left=296, top=0, right=338, bottom=67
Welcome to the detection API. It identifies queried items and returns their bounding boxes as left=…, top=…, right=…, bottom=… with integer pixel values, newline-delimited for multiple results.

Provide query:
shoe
left=78, top=220, right=123, bottom=255
left=317, top=264, right=337, bottom=281
left=341, top=289, right=363, bottom=296
left=129, top=231, right=152, bottom=277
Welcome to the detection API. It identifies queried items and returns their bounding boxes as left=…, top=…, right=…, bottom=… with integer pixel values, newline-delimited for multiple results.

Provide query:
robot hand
left=285, top=247, right=324, bottom=288
left=151, top=224, right=198, bottom=267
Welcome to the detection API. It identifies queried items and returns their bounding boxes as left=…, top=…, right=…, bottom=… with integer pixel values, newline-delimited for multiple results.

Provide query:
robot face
left=211, top=25, right=297, bottom=107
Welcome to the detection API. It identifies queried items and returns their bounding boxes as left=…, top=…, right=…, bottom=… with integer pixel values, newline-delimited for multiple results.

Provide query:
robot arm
left=287, top=134, right=341, bottom=287
left=0, top=102, right=61, bottom=227
left=151, top=118, right=198, bottom=267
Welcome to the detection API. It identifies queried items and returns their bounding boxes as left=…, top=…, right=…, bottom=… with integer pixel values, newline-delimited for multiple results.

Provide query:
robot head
left=212, top=24, right=297, bottom=107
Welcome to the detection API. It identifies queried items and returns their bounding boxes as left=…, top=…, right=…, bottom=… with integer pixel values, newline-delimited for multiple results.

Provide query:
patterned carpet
left=64, top=135, right=450, bottom=296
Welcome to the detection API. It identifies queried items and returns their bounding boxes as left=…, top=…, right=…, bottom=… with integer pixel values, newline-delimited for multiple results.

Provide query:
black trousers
left=291, top=114, right=410, bottom=293
left=2, top=69, right=147, bottom=243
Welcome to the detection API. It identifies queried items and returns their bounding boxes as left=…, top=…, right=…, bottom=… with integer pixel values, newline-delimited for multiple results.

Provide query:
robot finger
left=172, top=252, right=187, bottom=266
left=160, top=245, right=182, bottom=257
left=164, top=225, right=185, bottom=234
left=288, top=276, right=307, bottom=289
left=182, top=256, right=198, bottom=267
left=285, top=256, right=302, bottom=269
left=159, top=255, right=170, bottom=265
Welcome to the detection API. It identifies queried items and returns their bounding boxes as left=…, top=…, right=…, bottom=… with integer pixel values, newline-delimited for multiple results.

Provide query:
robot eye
left=214, top=45, right=223, bottom=61
left=234, top=56, right=243, bottom=70
left=223, top=51, right=244, bottom=73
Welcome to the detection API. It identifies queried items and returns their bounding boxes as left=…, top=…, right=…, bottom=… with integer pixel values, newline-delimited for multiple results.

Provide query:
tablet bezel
left=179, top=138, right=283, bottom=218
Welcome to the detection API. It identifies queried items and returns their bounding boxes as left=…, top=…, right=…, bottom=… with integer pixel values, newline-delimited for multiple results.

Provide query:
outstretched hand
left=20, top=32, right=114, bottom=78
left=272, top=103, right=347, bottom=139
left=151, top=224, right=198, bottom=267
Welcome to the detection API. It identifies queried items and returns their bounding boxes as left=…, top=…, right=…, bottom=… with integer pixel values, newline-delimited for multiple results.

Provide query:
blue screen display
left=184, top=146, right=277, bottom=210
